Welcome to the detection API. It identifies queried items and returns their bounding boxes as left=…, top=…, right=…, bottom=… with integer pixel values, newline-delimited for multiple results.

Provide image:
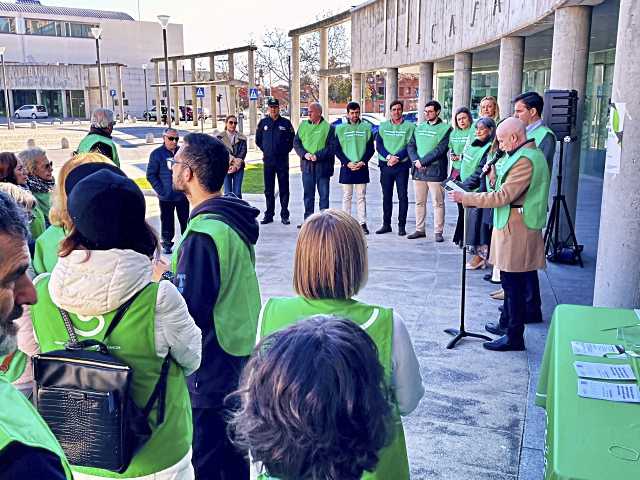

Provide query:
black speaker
left=543, top=89, right=578, bottom=140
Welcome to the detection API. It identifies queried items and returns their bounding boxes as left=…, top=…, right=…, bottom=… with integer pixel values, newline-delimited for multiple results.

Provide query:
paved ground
left=38, top=125, right=602, bottom=480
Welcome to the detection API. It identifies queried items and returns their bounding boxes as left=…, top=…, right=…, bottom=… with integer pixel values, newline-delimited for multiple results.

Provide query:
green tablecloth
left=536, top=304, right=640, bottom=479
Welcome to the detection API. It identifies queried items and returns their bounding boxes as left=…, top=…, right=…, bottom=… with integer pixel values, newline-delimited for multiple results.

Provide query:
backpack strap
left=142, top=350, right=172, bottom=425
left=103, top=284, right=151, bottom=339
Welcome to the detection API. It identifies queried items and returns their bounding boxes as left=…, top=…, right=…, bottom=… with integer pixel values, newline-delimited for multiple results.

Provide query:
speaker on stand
left=542, top=89, right=584, bottom=267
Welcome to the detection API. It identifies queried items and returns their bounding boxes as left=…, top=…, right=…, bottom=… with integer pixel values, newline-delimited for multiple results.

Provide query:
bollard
left=132, top=117, right=137, bottom=123
left=145, top=133, right=155, bottom=144
left=61, top=137, right=69, bottom=149
left=26, top=139, right=36, bottom=148
left=8, top=123, right=15, bottom=130
left=30, top=121, right=37, bottom=129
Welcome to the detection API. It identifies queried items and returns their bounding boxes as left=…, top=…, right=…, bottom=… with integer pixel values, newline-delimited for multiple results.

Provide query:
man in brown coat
left=448, top=118, right=550, bottom=351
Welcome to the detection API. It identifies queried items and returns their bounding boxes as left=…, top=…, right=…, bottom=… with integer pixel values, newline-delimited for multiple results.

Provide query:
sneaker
left=435, top=232, right=444, bottom=243
left=376, top=225, right=392, bottom=234
left=398, top=226, right=407, bottom=236
left=260, top=216, right=274, bottom=225
left=407, top=231, right=426, bottom=240
left=361, top=224, right=369, bottom=235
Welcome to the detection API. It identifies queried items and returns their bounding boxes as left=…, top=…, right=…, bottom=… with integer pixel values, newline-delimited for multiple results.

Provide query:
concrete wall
left=350, top=0, right=605, bottom=72
left=3, top=64, right=85, bottom=90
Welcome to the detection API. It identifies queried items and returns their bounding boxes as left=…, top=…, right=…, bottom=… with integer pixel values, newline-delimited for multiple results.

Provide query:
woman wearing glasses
left=215, top=115, right=247, bottom=198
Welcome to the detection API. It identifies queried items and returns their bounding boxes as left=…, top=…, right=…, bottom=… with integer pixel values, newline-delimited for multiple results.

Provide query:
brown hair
left=0, top=152, right=18, bottom=183
left=294, top=209, right=368, bottom=300
left=49, top=152, right=111, bottom=230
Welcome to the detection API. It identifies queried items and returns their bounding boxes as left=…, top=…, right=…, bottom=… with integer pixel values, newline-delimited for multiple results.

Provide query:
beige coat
left=214, top=129, right=246, bottom=170
left=462, top=156, right=546, bottom=273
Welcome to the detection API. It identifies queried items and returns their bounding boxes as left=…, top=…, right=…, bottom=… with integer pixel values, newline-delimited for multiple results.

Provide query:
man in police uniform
left=448, top=118, right=550, bottom=351
left=256, top=98, right=295, bottom=225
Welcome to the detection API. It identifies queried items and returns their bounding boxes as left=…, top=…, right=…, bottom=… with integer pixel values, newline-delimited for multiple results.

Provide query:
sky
left=45, top=0, right=358, bottom=52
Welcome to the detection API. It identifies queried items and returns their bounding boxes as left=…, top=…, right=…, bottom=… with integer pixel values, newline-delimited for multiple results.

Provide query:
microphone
left=480, top=149, right=504, bottom=178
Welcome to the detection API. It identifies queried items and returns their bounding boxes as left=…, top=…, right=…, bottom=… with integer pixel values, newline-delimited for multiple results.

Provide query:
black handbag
left=33, top=288, right=171, bottom=473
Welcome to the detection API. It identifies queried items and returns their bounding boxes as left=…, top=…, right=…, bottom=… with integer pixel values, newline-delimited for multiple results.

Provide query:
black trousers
left=159, top=198, right=189, bottom=247
left=263, top=162, right=290, bottom=220
left=379, top=162, right=409, bottom=227
left=499, top=271, right=541, bottom=342
left=499, top=271, right=543, bottom=326
left=192, top=406, right=249, bottom=480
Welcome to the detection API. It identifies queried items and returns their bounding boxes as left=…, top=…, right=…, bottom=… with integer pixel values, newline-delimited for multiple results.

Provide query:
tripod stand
left=543, top=137, right=584, bottom=267
left=445, top=205, right=492, bottom=349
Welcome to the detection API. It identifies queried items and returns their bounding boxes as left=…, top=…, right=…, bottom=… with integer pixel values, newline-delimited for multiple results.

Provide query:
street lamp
left=90, top=26, right=104, bottom=108
left=157, top=14, right=172, bottom=128
left=0, top=46, right=11, bottom=129
left=142, top=64, right=149, bottom=121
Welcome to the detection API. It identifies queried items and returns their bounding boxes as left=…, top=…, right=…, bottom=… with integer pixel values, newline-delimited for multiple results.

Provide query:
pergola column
left=172, top=59, right=180, bottom=125
left=227, top=53, right=236, bottom=116
left=154, top=62, right=162, bottom=125
left=191, top=58, right=198, bottom=127
left=117, top=65, right=125, bottom=123
left=209, top=54, right=217, bottom=129
left=319, top=27, right=329, bottom=111
left=248, top=48, right=257, bottom=135
left=291, top=35, right=301, bottom=128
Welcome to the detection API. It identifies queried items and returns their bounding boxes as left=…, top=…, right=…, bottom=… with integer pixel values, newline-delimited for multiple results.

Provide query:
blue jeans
left=302, top=170, right=330, bottom=219
left=223, top=169, right=244, bottom=198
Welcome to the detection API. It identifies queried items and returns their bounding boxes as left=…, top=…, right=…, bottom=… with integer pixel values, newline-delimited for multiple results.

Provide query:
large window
left=0, top=17, right=15, bottom=34
left=25, top=19, right=97, bottom=38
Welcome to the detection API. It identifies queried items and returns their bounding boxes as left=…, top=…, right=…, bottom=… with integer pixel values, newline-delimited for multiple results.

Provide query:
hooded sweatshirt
left=173, top=194, right=260, bottom=407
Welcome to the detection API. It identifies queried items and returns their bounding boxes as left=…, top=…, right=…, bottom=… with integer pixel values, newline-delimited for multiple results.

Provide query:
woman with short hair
left=257, top=209, right=424, bottom=479
left=449, top=108, right=474, bottom=246
left=18, top=147, right=54, bottom=233
left=216, top=114, right=247, bottom=198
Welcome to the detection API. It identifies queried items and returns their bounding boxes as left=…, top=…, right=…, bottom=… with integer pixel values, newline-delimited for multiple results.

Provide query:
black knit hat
left=67, top=169, right=148, bottom=251
left=64, top=162, right=125, bottom=195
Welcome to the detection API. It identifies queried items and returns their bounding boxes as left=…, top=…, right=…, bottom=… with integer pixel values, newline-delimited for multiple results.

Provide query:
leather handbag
left=33, top=287, right=171, bottom=473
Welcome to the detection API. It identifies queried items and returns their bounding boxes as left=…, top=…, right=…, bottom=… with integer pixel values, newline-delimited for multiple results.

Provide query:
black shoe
left=435, top=233, right=444, bottom=243
left=483, top=335, right=525, bottom=351
left=407, top=231, right=426, bottom=240
left=398, top=226, right=406, bottom=236
left=524, top=314, right=543, bottom=324
left=498, top=305, right=504, bottom=313
left=261, top=217, right=274, bottom=225
left=162, top=245, right=172, bottom=255
left=281, top=218, right=290, bottom=225
left=483, top=273, right=492, bottom=281
left=485, top=322, right=506, bottom=336
left=297, top=223, right=303, bottom=229
left=361, top=224, right=369, bottom=235
left=376, top=225, right=392, bottom=234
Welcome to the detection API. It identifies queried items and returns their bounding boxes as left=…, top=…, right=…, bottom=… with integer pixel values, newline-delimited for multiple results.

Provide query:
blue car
left=331, top=114, right=381, bottom=135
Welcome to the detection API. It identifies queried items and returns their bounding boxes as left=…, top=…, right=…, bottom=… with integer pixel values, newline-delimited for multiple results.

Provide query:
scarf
left=26, top=175, right=55, bottom=193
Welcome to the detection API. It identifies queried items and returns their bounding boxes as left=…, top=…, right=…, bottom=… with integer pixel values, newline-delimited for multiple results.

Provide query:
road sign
left=110, top=89, right=117, bottom=97
left=195, top=87, right=205, bottom=98
left=249, top=88, right=259, bottom=101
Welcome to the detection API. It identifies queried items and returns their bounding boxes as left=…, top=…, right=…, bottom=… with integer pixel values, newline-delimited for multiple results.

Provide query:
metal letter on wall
left=405, top=0, right=411, bottom=47
left=449, top=14, right=456, bottom=37
left=493, top=0, right=502, bottom=16
left=470, top=1, right=480, bottom=27
left=415, top=0, right=421, bottom=44
left=431, top=23, right=437, bottom=44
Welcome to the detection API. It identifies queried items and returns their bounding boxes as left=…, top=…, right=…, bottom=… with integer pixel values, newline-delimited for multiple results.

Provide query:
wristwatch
left=386, top=154, right=391, bottom=161
left=161, top=271, right=175, bottom=282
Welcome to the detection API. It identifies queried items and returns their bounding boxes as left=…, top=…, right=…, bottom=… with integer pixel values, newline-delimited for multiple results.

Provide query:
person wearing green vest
left=255, top=209, right=423, bottom=479
left=293, top=102, right=336, bottom=226
left=375, top=100, right=416, bottom=236
left=334, top=101, right=374, bottom=234
left=154, top=133, right=261, bottom=480
left=30, top=169, right=202, bottom=478
left=513, top=91, right=556, bottom=173
left=230, top=316, right=394, bottom=480
left=0, top=191, right=72, bottom=479
left=77, top=108, right=121, bottom=167
left=19, top=146, right=55, bottom=238
left=448, top=118, right=550, bottom=351
left=407, top=100, right=451, bottom=242
left=449, top=107, right=473, bottom=177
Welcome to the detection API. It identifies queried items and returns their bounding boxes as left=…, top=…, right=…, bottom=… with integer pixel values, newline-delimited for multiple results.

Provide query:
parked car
left=403, top=110, right=418, bottom=123
left=331, top=114, right=381, bottom=136
left=144, top=106, right=176, bottom=122
left=14, top=104, right=48, bottom=119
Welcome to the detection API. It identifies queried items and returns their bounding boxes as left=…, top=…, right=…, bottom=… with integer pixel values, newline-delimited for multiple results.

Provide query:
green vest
left=77, top=134, right=120, bottom=167
left=0, top=350, right=27, bottom=383
left=448, top=127, right=472, bottom=169
left=259, top=296, right=410, bottom=480
left=31, top=278, right=192, bottom=478
left=297, top=119, right=331, bottom=155
left=171, top=214, right=261, bottom=357
left=33, top=225, right=65, bottom=275
left=0, top=377, right=74, bottom=479
left=493, top=147, right=551, bottom=230
left=30, top=204, right=47, bottom=241
left=460, top=141, right=491, bottom=183
left=336, top=121, right=372, bottom=163
left=528, top=123, right=555, bottom=147
left=377, top=120, right=415, bottom=163
left=414, top=121, right=450, bottom=158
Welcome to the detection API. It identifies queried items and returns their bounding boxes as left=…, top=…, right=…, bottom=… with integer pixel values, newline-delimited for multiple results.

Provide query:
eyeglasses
left=44, top=161, right=53, bottom=169
left=167, top=158, right=189, bottom=170
left=166, top=136, right=179, bottom=142
left=227, top=121, right=237, bottom=125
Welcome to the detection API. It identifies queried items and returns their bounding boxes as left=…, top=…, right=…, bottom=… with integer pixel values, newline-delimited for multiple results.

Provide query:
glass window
left=68, top=23, right=97, bottom=38
left=26, top=19, right=63, bottom=36
left=0, top=17, right=15, bottom=34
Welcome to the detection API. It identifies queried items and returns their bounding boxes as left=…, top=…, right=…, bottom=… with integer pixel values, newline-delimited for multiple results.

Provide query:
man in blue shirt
left=146, top=128, right=190, bottom=254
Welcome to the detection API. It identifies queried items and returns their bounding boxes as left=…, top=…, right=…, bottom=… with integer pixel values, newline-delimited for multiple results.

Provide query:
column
left=549, top=6, right=592, bottom=239
left=452, top=52, right=472, bottom=118
left=117, top=65, right=125, bottom=123
left=209, top=54, right=217, bottom=130
left=101, top=66, right=108, bottom=109
left=154, top=62, right=162, bottom=125
left=593, top=0, right=640, bottom=307
left=36, top=89, right=42, bottom=106
left=291, top=35, right=301, bottom=128
left=498, top=36, right=525, bottom=119
left=319, top=27, right=329, bottom=111
left=191, top=58, right=198, bottom=127
left=418, top=62, right=434, bottom=118
left=248, top=48, right=257, bottom=135
left=227, top=53, right=236, bottom=116
left=351, top=72, right=362, bottom=105
left=385, top=67, right=398, bottom=115
left=61, top=90, right=68, bottom=118
left=172, top=59, right=180, bottom=125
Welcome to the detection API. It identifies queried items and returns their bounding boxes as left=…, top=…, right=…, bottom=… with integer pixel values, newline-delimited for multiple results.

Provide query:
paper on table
left=571, top=341, right=621, bottom=357
left=578, top=379, right=640, bottom=403
left=574, top=361, right=636, bottom=381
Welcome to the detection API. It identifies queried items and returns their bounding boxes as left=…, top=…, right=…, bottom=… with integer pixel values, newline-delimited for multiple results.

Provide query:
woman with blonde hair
left=33, top=152, right=118, bottom=275
left=256, top=209, right=424, bottom=479
left=479, top=95, right=500, bottom=122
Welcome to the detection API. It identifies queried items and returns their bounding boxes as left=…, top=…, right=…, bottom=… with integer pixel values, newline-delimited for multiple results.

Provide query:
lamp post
left=142, top=63, right=149, bottom=121
left=0, top=47, right=11, bottom=129
left=90, top=26, right=104, bottom=108
left=157, top=15, right=172, bottom=128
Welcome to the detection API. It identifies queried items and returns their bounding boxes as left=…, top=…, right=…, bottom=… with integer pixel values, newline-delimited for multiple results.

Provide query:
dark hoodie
left=173, top=194, right=260, bottom=407
left=85, top=126, right=116, bottom=162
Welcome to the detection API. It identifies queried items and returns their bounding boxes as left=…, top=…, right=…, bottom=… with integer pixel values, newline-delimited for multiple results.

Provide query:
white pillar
left=385, top=67, right=398, bottom=115
left=209, top=55, right=217, bottom=130
left=452, top=52, right=472, bottom=118
left=418, top=62, right=434, bottom=117
left=593, top=0, right=640, bottom=307
left=154, top=62, right=162, bottom=125
left=351, top=72, right=362, bottom=106
left=191, top=58, right=198, bottom=127
left=227, top=53, right=236, bottom=116
left=319, top=27, right=329, bottom=112
left=172, top=60, right=180, bottom=125
left=61, top=90, right=68, bottom=118
left=291, top=35, right=301, bottom=128
left=117, top=65, right=125, bottom=123
left=498, top=36, right=525, bottom=118
left=36, top=89, right=42, bottom=106
left=248, top=49, right=257, bottom=135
